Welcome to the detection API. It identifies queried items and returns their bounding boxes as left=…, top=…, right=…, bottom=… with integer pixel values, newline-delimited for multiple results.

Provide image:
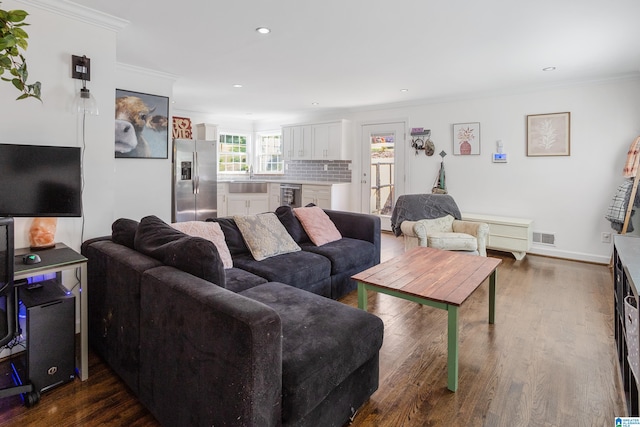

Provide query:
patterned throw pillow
left=171, top=221, right=233, bottom=269
left=293, top=206, right=342, bottom=246
left=234, top=212, right=301, bottom=261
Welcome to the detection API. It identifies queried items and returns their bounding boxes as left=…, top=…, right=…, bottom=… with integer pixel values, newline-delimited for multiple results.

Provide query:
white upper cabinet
left=282, top=125, right=312, bottom=160
left=283, top=120, right=350, bottom=161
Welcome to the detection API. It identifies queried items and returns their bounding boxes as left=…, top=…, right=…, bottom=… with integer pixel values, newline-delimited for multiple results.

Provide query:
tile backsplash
left=283, top=160, right=352, bottom=182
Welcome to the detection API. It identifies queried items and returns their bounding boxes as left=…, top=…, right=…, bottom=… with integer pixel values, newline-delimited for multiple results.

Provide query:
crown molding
left=15, top=0, right=129, bottom=32
left=116, top=63, right=179, bottom=82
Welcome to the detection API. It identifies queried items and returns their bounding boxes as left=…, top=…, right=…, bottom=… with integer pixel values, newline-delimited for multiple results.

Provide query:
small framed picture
left=115, top=89, right=169, bottom=159
left=452, top=122, right=480, bottom=155
left=527, top=112, right=570, bottom=156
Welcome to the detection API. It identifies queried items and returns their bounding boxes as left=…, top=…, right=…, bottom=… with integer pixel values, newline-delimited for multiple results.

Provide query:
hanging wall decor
left=453, top=122, right=480, bottom=155
left=115, top=89, right=169, bottom=159
left=526, top=112, right=570, bottom=156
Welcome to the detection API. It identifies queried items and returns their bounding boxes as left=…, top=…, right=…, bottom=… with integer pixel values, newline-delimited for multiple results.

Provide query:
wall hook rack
left=410, top=128, right=435, bottom=156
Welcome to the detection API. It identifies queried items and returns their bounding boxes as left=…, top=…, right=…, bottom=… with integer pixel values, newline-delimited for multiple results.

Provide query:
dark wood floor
left=0, top=233, right=627, bottom=426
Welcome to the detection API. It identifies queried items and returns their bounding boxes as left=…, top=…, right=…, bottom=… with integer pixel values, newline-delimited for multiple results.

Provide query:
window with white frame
left=218, top=132, right=248, bottom=173
left=256, top=132, right=283, bottom=174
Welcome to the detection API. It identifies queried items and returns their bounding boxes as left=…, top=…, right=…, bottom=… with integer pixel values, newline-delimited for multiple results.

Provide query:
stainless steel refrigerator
left=172, top=139, right=217, bottom=222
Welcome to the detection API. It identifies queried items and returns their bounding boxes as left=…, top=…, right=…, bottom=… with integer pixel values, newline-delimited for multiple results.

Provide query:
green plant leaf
left=0, top=34, right=16, bottom=50
left=11, top=77, right=23, bottom=90
left=7, top=10, right=28, bottom=23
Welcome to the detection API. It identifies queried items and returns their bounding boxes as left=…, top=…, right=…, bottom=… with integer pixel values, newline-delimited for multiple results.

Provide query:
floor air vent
left=533, top=232, right=555, bottom=246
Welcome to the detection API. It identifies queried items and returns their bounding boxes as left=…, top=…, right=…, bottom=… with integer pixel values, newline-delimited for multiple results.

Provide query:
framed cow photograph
left=115, top=89, right=169, bottom=159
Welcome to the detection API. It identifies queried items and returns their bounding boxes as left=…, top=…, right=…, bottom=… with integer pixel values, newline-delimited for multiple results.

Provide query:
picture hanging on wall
left=452, top=122, right=480, bottom=155
left=115, top=89, right=169, bottom=159
left=526, top=112, right=570, bottom=157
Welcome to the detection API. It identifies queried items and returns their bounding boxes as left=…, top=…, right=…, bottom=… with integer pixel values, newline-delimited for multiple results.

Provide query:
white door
left=360, top=122, right=406, bottom=231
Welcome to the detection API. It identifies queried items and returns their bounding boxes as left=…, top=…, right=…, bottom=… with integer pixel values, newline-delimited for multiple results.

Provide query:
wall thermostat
left=493, top=140, right=507, bottom=163
left=492, top=152, right=507, bottom=163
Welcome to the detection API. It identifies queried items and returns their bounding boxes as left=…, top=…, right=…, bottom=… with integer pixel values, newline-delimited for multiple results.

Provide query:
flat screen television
left=0, top=144, right=82, bottom=217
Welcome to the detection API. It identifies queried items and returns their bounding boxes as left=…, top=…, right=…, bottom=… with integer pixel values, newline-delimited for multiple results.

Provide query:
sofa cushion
left=428, top=232, right=478, bottom=252
left=171, top=221, right=233, bottom=269
left=112, top=218, right=139, bottom=249
left=239, top=282, right=384, bottom=423
left=301, top=237, right=377, bottom=275
left=206, top=217, right=250, bottom=256
left=275, top=205, right=310, bottom=244
left=232, top=250, right=331, bottom=294
left=293, top=206, right=342, bottom=246
left=134, top=215, right=226, bottom=287
left=234, top=212, right=301, bottom=261
left=224, top=267, right=269, bottom=293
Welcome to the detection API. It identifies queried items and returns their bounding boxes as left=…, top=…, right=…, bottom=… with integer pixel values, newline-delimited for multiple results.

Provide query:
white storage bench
left=461, top=213, right=533, bottom=260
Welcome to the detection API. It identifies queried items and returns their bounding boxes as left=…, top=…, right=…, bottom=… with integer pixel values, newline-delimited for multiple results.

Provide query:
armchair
left=391, top=194, right=489, bottom=256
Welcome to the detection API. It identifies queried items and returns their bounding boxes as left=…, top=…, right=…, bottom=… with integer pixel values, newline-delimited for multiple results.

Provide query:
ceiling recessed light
left=400, top=89, right=409, bottom=92
left=256, top=27, right=271, bottom=34
left=311, top=102, right=319, bottom=106
left=542, top=67, right=556, bottom=71
left=233, top=84, right=243, bottom=88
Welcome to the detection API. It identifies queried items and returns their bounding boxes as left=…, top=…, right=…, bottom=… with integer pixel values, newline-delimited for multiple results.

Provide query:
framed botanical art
left=452, top=122, right=480, bottom=155
left=527, top=112, right=570, bottom=156
left=115, top=89, right=169, bottom=159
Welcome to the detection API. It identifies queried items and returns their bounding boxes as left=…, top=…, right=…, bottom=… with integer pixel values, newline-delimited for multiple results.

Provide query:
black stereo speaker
left=18, top=279, right=75, bottom=393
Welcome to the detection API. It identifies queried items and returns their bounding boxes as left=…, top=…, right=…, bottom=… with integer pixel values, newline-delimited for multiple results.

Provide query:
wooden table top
left=352, top=247, right=502, bottom=306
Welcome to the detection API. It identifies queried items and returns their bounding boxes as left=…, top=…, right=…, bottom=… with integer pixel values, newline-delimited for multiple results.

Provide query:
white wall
left=0, top=0, right=120, bottom=250
left=114, top=64, right=175, bottom=223
left=345, top=77, right=640, bottom=263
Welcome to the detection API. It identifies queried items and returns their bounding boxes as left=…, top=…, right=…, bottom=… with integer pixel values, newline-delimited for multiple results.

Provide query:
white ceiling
left=77, top=0, right=640, bottom=121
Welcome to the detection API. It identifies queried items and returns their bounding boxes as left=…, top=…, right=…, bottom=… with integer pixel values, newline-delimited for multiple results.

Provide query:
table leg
left=489, top=269, right=497, bottom=325
left=357, top=282, right=368, bottom=310
left=447, top=304, right=459, bottom=392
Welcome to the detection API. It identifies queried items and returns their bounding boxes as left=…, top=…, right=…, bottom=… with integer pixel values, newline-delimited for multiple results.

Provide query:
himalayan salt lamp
left=29, top=217, right=57, bottom=249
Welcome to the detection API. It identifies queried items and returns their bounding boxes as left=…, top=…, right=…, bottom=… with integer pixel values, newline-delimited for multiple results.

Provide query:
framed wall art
left=526, top=112, right=570, bottom=157
left=115, top=89, right=169, bottom=159
left=452, top=122, right=480, bottom=155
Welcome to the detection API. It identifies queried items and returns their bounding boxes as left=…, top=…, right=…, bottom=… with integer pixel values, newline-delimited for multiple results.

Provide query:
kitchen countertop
left=218, top=178, right=350, bottom=186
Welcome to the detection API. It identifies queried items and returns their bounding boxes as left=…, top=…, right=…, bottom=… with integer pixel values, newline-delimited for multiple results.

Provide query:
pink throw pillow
left=293, top=206, right=342, bottom=246
left=171, top=221, right=233, bottom=269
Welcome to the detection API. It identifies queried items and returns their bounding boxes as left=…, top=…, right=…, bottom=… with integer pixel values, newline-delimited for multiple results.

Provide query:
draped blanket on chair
left=390, top=194, right=462, bottom=237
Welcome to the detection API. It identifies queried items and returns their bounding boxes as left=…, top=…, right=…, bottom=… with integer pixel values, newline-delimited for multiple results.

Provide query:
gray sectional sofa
left=82, top=207, right=383, bottom=427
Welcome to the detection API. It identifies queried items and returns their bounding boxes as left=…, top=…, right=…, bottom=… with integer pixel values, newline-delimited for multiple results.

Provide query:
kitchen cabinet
left=283, top=120, right=350, bottom=161
left=217, top=183, right=227, bottom=217
left=282, top=125, right=312, bottom=160
left=227, top=194, right=269, bottom=216
left=301, top=184, right=350, bottom=210
left=312, top=120, right=348, bottom=160
left=269, top=183, right=281, bottom=211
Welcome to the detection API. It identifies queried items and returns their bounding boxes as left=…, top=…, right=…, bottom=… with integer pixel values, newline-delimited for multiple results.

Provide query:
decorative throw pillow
left=171, top=221, right=233, bottom=269
left=234, top=212, right=301, bottom=261
left=112, top=218, right=139, bottom=249
left=293, top=206, right=342, bottom=246
left=134, top=215, right=226, bottom=287
left=275, top=205, right=310, bottom=244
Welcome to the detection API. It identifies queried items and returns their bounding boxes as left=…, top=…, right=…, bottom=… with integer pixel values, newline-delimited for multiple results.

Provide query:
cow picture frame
left=115, top=89, right=169, bottom=159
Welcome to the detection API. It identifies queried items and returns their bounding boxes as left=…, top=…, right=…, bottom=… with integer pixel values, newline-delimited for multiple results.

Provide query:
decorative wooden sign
left=172, top=116, right=193, bottom=139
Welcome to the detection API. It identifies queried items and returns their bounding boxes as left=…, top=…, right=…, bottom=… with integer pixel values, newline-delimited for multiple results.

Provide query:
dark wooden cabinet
left=614, top=235, right=640, bottom=416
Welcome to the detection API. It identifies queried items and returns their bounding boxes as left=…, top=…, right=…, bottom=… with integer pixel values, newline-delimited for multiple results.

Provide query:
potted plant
left=0, top=2, right=41, bottom=100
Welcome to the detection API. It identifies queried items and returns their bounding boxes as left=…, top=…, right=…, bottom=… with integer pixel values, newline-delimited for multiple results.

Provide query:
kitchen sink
left=227, top=181, right=268, bottom=193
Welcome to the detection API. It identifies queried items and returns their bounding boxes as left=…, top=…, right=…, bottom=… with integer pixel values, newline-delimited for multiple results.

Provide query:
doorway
left=360, top=122, right=406, bottom=231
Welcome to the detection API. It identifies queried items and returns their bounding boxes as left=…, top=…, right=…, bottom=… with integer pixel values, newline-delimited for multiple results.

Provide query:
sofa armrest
left=325, top=210, right=381, bottom=263
left=139, top=266, right=282, bottom=427
left=452, top=220, right=489, bottom=256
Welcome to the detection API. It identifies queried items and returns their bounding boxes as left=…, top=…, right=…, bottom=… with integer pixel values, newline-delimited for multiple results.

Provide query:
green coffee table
left=352, top=246, right=501, bottom=392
